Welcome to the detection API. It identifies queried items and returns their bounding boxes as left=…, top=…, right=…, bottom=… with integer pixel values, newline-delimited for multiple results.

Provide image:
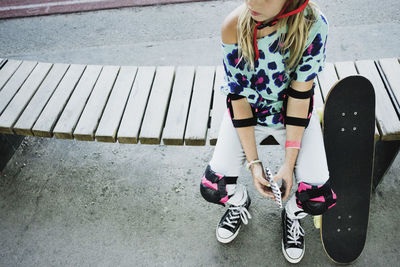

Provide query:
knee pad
left=200, top=165, right=238, bottom=206
left=295, top=180, right=337, bottom=215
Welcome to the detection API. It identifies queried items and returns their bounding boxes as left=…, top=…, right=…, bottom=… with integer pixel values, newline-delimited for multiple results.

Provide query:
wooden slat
left=162, top=66, right=195, bottom=145
left=0, top=62, right=52, bottom=134
left=95, top=66, right=138, bottom=143
left=378, top=58, right=400, bottom=114
left=32, top=64, right=86, bottom=137
left=0, top=58, right=5, bottom=73
left=13, top=63, right=69, bottom=136
left=356, top=60, right=400, bottom=141
left=73, top=65, right=120, bottom=141
left=374, top=121, right=380, bottom=142
left=317, top=62, right=337, bottom=101
left=184, top=66, right=215, bottom=146
left=335, top=61, right=380, bottom=141
left=335, top=61, right=357, bottom=79
left=53, top=65, right=102, bottom=139
left=139, top=66, right=175, bottom=144
left=209, top=65, right=226, bottom=146
left=0, top=59, right=22, bottom=92
left=314, top=78, right=324, bottom=108
left=0, top=60, right=37, bottom=115
left=117, top=67, right=155, bottom=144
left=376, top=60, right=400, bottom=119
left=313, top=79, right=325, bottom=124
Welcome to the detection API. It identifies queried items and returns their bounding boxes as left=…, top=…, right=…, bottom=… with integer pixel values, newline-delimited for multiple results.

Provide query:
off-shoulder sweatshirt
left=220, top=8, right=328, bottom=128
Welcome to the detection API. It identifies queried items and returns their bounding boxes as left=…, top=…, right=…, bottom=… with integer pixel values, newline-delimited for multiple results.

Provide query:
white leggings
left=209, top=108, right=330, bottom=219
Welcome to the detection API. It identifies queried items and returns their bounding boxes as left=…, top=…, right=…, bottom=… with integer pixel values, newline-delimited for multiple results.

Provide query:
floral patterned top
left=220, top=8, right=328, bottom=128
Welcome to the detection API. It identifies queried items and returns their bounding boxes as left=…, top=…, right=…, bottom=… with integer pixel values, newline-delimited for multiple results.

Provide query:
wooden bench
left=0, top=57, right=399, bottom=189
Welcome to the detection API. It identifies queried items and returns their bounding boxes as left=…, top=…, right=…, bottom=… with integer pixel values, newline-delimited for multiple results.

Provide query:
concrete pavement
left=0, top=0, right=399, bottom=266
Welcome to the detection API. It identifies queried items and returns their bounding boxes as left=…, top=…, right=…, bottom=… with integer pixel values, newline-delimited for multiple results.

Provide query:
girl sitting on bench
left=199, top=0, right=335, bottom=263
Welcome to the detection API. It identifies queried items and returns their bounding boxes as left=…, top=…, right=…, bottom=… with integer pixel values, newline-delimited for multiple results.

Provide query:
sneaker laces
left=287, top=218, right=305, bottom=246
left=221, top=205, right=252, bottom=229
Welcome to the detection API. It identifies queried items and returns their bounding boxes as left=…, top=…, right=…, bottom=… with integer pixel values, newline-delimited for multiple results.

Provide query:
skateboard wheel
left=313, top=215, right=321, bottom=229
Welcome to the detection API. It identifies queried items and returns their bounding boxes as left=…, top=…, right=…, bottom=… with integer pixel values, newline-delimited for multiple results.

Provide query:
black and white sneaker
left=216, top=184, right=251, bottom=243
left=281, top=208, right=305, bottom=263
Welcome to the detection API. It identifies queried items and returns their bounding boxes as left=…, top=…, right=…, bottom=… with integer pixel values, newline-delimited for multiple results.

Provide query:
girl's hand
left=273, top=163, right=294, bottom=200
left=250, top=162, right=275, bottom=199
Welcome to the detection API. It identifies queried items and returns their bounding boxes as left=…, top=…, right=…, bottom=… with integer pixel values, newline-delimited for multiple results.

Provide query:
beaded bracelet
left=246, top=159, right=262, bottom=170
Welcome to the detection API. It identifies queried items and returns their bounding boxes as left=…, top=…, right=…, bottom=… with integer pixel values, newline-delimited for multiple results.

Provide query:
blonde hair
left=237, top=0, right=319, bottom=74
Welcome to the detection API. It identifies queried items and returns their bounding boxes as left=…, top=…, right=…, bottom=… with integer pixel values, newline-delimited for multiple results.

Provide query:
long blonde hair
left=237, top=0, right=319, bottom=73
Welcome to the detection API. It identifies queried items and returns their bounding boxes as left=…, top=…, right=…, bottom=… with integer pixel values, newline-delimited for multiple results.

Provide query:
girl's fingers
left=259, top=178, right=270, bottom=187
left=255, top=184, right=269, bottom=198
left=261, top=189, right=274, bottom=199
left=254, top=180, right=274, bottom=198
left=256, top=175, right=269, bottom=186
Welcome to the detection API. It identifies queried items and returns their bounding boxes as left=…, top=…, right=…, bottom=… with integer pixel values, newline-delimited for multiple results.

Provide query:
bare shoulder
left=221, top=4, right=246, bottom=44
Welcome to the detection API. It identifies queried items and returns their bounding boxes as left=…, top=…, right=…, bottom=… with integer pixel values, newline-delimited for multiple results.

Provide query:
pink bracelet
left=285, top=140, right=301, bottom=149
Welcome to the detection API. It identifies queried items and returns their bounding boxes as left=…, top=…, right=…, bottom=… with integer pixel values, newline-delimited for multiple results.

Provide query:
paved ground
left=0, top=0, right=399, bottom=266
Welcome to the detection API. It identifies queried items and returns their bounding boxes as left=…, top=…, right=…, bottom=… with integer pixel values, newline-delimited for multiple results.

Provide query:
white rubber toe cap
left=282, top=241, right=305, bottom=263
left=286, top=248, right=303, bottom=259
left=216, top=226, right=240, bottom=243
left=217, top=228, right=233, bottom=239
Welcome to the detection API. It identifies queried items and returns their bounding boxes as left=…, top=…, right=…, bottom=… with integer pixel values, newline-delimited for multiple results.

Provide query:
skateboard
left=314, top=75, right=376, bottom=264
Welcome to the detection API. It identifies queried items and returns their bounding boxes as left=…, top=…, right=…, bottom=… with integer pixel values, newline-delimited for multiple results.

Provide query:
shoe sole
left=216, top=225, right=241, bottom=244
left=281, top=240, right=305, bottom=264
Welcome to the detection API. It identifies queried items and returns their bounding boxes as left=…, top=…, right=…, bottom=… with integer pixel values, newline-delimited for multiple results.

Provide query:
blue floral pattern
left=220, top=9, right=328, bottom=128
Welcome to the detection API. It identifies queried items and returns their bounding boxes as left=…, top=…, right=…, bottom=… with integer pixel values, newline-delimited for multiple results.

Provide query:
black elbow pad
left=282, top=84, right=315, bottom=128
left=226, top=94, right=257, bottom=128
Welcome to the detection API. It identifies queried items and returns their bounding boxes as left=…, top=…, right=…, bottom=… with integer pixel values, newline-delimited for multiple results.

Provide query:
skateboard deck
left=318, top=75, right=376, bottom=264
